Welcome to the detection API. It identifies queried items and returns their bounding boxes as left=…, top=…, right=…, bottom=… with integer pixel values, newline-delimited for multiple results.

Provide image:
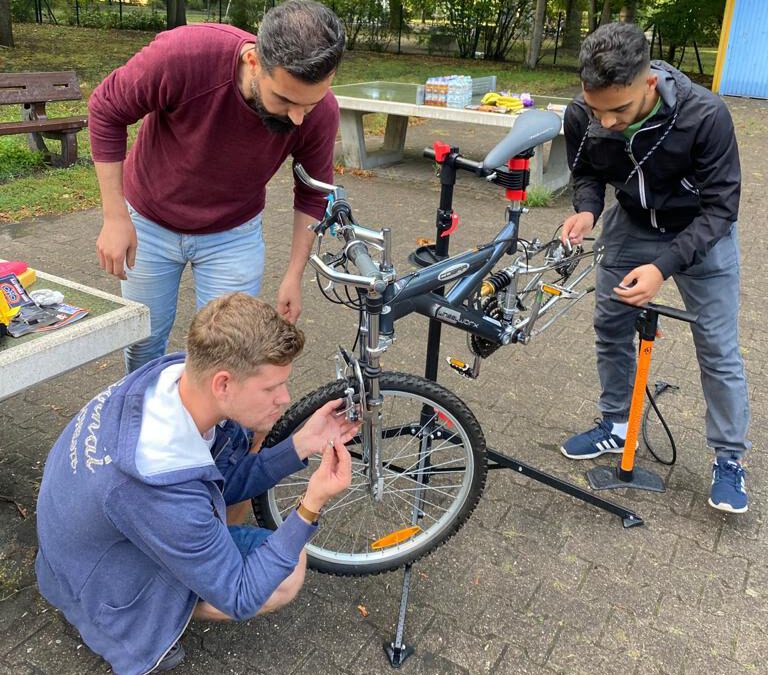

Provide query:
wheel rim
left=265, top=387, right=476, bottom=569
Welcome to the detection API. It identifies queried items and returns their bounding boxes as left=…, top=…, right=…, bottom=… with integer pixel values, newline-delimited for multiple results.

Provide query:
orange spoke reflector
left=371, top=526, right=423, bottom=550
left=541, top=284, right=562, bottom=296
left=436, top=410, right=453, bottom=427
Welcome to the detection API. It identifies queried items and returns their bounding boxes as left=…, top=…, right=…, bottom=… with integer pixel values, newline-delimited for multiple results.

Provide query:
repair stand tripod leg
left=384, top=563, right=416, bottom=667
left=486, top=451, right=644, bottom=527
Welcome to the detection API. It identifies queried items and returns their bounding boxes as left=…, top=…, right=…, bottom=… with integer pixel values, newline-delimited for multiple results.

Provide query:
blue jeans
left=122, top=203, right=265, bottom=373
left=594, top=205, right=751, bottom=460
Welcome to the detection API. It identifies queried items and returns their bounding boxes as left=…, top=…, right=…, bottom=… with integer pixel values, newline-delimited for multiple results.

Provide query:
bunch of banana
left=479, top=92, right=525, bottom=113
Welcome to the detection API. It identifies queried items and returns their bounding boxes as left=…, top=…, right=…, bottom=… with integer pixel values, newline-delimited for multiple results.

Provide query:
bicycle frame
left=311, top=213, right=594, bottom=349
left=298, top=118, right=594, bottom=503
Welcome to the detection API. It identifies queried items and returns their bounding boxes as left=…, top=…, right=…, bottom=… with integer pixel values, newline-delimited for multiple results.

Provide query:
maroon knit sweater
left=88, top=23, right=339, bottom=234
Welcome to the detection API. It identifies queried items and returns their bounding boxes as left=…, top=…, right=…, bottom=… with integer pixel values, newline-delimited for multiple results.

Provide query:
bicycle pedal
left=541, top=283, right=577, bottom=298
left=446, top=356, right=479, bottom=379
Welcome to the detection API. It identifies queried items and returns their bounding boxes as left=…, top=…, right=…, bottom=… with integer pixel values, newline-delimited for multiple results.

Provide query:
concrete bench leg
left=339, top=110, right=408, bottom=170
left=529, top=135, right=570, bottom=192
left=543, top=134, right=570, bottom=191
left=26, top=130, right=80, bottom=168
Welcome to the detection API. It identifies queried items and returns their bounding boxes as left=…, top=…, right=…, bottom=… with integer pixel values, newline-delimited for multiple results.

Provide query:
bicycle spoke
left=382, top=483, right=464, bottom=498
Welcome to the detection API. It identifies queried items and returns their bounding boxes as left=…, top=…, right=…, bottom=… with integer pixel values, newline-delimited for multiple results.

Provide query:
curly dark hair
left=579, top=22, right=650, bottom=91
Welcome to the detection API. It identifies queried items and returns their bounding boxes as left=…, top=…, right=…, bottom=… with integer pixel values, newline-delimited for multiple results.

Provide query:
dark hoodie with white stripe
left=564, top=61, right=741, bottom=278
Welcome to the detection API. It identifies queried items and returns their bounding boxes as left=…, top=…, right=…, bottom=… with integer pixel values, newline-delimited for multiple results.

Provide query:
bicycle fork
left=359, top=294, right=386, bottom=502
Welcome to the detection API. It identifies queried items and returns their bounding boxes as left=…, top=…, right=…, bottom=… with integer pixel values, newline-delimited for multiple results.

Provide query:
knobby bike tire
left=254, top=372, right=487, bottom=576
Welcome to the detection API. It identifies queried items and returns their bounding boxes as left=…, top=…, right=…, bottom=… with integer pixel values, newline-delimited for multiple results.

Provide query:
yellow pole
left=713, top=0, right=737, bottom=94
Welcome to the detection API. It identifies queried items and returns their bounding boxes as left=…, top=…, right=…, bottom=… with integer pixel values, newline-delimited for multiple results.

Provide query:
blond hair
left=186, top=293, right=305, bottom=380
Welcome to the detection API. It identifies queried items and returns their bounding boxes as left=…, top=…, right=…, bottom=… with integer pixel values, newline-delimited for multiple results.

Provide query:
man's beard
left=249, top=79, right=296, bottom=134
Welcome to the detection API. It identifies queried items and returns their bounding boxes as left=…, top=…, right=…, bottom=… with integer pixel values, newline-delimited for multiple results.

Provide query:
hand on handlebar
left=561, top=212, right=594, bottom=246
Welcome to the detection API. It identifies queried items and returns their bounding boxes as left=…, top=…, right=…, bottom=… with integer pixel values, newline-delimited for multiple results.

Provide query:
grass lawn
left=0, top=22, right=583, bottom=222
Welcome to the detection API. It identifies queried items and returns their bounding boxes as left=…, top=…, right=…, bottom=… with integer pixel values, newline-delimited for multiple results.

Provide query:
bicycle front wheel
left=254, top=372, right=487, bottom=576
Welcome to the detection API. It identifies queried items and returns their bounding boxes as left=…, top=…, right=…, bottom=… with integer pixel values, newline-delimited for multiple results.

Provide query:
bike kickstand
left=384, top=562, right=416, bottom=668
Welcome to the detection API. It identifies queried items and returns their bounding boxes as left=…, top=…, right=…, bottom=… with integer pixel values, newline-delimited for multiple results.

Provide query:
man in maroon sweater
left=89, top=0, right=344, bottom=373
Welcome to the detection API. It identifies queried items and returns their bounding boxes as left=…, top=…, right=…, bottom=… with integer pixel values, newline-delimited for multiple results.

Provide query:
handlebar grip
left=347, top=241, right=380, bottom=280
left=646, top=301, right=698, bottom=324
left=609, top=294, right=698, bottom=324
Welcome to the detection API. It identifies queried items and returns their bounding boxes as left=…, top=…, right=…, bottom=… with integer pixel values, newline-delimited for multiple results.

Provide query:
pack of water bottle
left=425, top=76, right=473, bottom=109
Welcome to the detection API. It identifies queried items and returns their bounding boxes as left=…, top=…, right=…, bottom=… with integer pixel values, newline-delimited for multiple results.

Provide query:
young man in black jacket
left=559, top=22, right=751, bottom=513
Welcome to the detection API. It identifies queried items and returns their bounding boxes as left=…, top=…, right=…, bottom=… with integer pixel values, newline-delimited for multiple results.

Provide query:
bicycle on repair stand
left=251, top=110, right=633, bottom=579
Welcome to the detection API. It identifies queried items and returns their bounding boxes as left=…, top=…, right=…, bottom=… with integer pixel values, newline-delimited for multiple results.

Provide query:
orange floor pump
left=587, top=296, right=697, bottom=492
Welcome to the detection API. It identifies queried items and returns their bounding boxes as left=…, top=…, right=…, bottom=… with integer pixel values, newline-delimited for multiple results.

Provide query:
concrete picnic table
left=0, top=268, right=149, bottom=402
left=332, top=80, right=573, bottom=191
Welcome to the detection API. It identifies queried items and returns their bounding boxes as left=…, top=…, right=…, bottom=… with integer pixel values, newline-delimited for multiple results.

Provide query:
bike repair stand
left=586, top=298, right=698, bottom=492
left=385, top=144, right=642, bottom=668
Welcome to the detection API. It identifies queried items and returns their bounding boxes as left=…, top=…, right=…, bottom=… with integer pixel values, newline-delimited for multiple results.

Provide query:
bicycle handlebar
left=346, top=240, right=381, bottom=281
left=422, top=147, right=485, bottom=174
left=294, top=163, right=337, bottom=194
left=309, top=254, right=387, bottom=292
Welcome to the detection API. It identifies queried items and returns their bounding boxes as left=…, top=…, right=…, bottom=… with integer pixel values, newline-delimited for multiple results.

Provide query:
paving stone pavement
left=1, top=96, right=767, bottom=675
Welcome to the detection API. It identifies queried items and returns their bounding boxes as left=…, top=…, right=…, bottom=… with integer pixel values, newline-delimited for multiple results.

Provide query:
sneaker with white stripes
left=561, top=419, right=627, bottom=460
left=708, top=458, right=748, bottom=513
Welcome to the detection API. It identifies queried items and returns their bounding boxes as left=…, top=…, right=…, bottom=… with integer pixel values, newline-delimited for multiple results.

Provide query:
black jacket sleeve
left=564, top=102, right=606, bottom=222
left=653, top=99, right=741, bottom=278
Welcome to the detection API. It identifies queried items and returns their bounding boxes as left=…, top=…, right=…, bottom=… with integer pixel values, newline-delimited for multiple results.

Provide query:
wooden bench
left=0, top=71, right=88, bottom=168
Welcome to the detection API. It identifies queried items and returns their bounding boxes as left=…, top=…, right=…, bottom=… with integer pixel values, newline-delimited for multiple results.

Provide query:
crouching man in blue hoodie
left=35, top=292, right=358, bottom=674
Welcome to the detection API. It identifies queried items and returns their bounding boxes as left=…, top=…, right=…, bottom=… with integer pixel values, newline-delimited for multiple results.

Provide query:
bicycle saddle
left=482, top=109, right=563, bottom=170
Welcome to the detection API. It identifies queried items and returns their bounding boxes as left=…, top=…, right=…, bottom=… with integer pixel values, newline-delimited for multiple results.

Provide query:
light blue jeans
left=122, top=203, right=265, bottom=373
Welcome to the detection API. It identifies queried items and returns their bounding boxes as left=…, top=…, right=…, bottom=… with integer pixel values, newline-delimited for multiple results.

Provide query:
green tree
left=525, top=0, right=548, bottom=67
left=167, top=0, right=187, bottom=29
left=0, top=0, right=13, bottom=48
left=563, top=0, right=583, bottom=50
left=389, top=0, right=402, bottom=28
left=620, top=0, right=638, bottom=22
left=599, top=0, right=614, bottom=24
left=332, top=0, right=389, bottom=50
left=483, top=0, right=532, bottom=61
left=651, top=0, right=725, bottom=63
left=440, top=0, right=494, bottom=58
left=230, top=0, right=261, bottom=30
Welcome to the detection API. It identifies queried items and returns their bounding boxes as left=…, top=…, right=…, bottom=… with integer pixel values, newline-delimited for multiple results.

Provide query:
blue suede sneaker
left=561, top=419, right=627, bottom=460
left=708, top=458, right=748, bottom=513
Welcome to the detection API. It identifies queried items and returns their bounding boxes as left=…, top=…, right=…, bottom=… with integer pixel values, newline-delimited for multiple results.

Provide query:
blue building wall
left=718, top=0, right=768, bottom=98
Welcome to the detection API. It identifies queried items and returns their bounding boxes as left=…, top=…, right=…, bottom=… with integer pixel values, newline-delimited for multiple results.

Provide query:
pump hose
left=641, top=381, right=678, bottom=465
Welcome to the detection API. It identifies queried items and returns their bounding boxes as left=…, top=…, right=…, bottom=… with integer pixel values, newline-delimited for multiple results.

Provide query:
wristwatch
left=296, top=495, right=321, bottom=525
